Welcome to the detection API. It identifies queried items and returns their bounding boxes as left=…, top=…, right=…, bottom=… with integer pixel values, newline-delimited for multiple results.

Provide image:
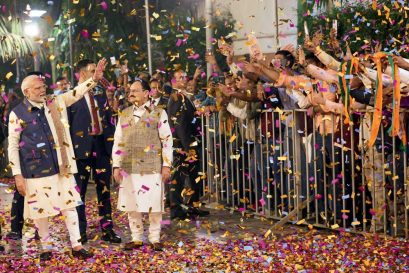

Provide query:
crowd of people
left=0, top=29, right=409, bottom=260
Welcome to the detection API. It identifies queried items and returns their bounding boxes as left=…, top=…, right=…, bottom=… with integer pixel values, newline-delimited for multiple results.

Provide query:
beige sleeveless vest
left=120, top=105, right=162, bottom=174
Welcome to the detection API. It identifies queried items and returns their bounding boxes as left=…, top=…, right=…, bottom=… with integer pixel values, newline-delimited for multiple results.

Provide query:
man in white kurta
left=113, top=79, right=173, bottom=251
left=8, top=59, right=107, bottom=260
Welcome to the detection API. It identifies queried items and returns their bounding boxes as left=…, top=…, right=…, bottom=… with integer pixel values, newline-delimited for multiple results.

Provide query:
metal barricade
left=200, top=109, right=409, bottom=238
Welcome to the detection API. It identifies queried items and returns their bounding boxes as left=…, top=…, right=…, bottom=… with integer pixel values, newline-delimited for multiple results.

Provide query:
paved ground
left=0, top=179, right=407, bottom=272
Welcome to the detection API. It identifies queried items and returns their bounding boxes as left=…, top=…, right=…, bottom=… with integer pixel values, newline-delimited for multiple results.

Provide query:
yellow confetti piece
left=296, top=219, right=306, bottom=225
left=264, top=229, right=272, bottom=238
left=5, top=72, right=13, bottom=80
left=331, top=224, right=339, bottom=229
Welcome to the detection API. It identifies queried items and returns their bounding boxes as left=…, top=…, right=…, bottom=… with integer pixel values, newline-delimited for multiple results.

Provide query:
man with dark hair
left=68, top=59, right=121, bottom=244
left=167, top=70, right=209, bottom=220
left=54, top=76, right=71, bottom=95
left=274, top=50, right=295, bottom=69
left=149, top=78, right=168, bottom=108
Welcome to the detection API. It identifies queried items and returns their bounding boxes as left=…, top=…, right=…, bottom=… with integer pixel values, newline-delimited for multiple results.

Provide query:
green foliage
left=298, top=0, right=409, bottom=57
left=51, top=1, right=147, bottom=81
left=0, top=17, right=42, bottom=62
left=0, top=16, right=46, bottom=90
left=150, top=9, right=235, bottom=75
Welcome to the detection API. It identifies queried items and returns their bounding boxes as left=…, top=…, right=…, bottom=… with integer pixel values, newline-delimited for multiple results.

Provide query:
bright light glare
left=25, top=4, right=47, bottom=18
left=24, top=23, right=40, bottom=37
left=29, top=10, right=47, bottom=18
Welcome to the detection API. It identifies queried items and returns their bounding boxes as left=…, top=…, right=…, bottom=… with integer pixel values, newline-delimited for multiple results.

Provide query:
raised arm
left=275, top=73, right=314, bottom=93
left=396, top=56, right=409, bottom=71
left=305, top=64, right=339, bottom=85
left=303, top=32, right=341, bottom=70
left=59, top=58, right=107, bottom=107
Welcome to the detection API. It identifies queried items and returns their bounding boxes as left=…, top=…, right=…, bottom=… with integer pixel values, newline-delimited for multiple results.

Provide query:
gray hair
left=21, top=75, right=42, bottom=95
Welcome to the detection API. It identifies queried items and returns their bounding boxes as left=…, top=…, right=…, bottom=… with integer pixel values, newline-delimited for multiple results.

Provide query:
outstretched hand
left=281, top=44, right=296, bottom=56
left=329, top=28, right=341, bottom=52
left=298, top=47, right=306, bottom=67
left=92, top=58, right=107, bottom=82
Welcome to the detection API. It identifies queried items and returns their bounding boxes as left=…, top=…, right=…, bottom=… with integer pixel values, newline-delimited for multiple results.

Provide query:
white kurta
left=24, top=174, right=82, bottom=219
left=8, top=78, right=97, bottom=220
left=112, top=102, right=173, bottom=213
left=117, top=173, right=164, bottom=212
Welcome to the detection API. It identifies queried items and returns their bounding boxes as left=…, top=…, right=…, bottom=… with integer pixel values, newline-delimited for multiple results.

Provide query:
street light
left=205, top=0, right=213, bottom=79
left=24, top=11, right=44, bottom=71
left=29, top=10, right=47, bottom=18
left=145, top=0, right=152, bottom=75
left=25, top=4, right=47, bottom=18
left=24, top=22, right=40, bottom=37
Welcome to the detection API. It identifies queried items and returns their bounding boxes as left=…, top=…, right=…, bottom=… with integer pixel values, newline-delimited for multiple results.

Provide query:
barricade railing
left=199, top=109, right=409, bottom=238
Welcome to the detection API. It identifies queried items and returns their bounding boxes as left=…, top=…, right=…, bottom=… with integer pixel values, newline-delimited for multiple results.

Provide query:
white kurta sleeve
left=8, top=111, right=22, bottom=176
left=291, top=89, right=311, bottom=109
left=227, top=102, right=248, bottom=120
left=384, top=66, right=409, bottom=85
left=364, top=68, right=393, bottom=86
left=112, top=117, right=124, bottom=168
left=59, top=78, right=98, bottom=107
left=158, top=109, right=173, bottom=167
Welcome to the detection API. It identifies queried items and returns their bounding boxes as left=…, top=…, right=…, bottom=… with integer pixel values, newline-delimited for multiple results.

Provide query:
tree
left=298, top=0, right=409, bottom=57
left=150, top=9, right=235, bottom=75
left=0, top=17, right=41, bottom=63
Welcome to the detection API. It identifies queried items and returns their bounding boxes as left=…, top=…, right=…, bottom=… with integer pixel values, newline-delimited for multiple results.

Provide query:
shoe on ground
left=39, top=251, right=53, bottom=261
left=6, top=231, right=22, bottom=240
left=72, top=248, right=93, bottom=260
left=101, top=229, right=121, bottom=243
left=170, top=208, right=188, bottom=220
left=188, top=207, right=210, bottom=217
left=123, top=241, right=143, bottom=251
left=79, top=233, right=88, bottom=244
left=149, top=242, right=163, bottom=251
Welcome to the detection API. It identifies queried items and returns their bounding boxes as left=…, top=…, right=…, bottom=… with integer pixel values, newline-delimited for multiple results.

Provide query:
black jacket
left=167, top=92, right=199, bottom=152
left=67, top=88, right=115, bottom=159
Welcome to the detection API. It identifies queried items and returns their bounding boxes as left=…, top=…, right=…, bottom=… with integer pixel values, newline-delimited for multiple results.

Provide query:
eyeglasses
left=31, top=84, right=47, bottom=90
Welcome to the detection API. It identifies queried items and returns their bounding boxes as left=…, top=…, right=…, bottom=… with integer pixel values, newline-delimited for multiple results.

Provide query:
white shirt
left=152, top=97, right=161, bottom=106
left=112, top=102, right=173, bottom=169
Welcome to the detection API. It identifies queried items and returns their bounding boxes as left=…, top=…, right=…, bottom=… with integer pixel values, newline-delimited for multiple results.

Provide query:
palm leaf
left=0, top=17, right=44, bottom=62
